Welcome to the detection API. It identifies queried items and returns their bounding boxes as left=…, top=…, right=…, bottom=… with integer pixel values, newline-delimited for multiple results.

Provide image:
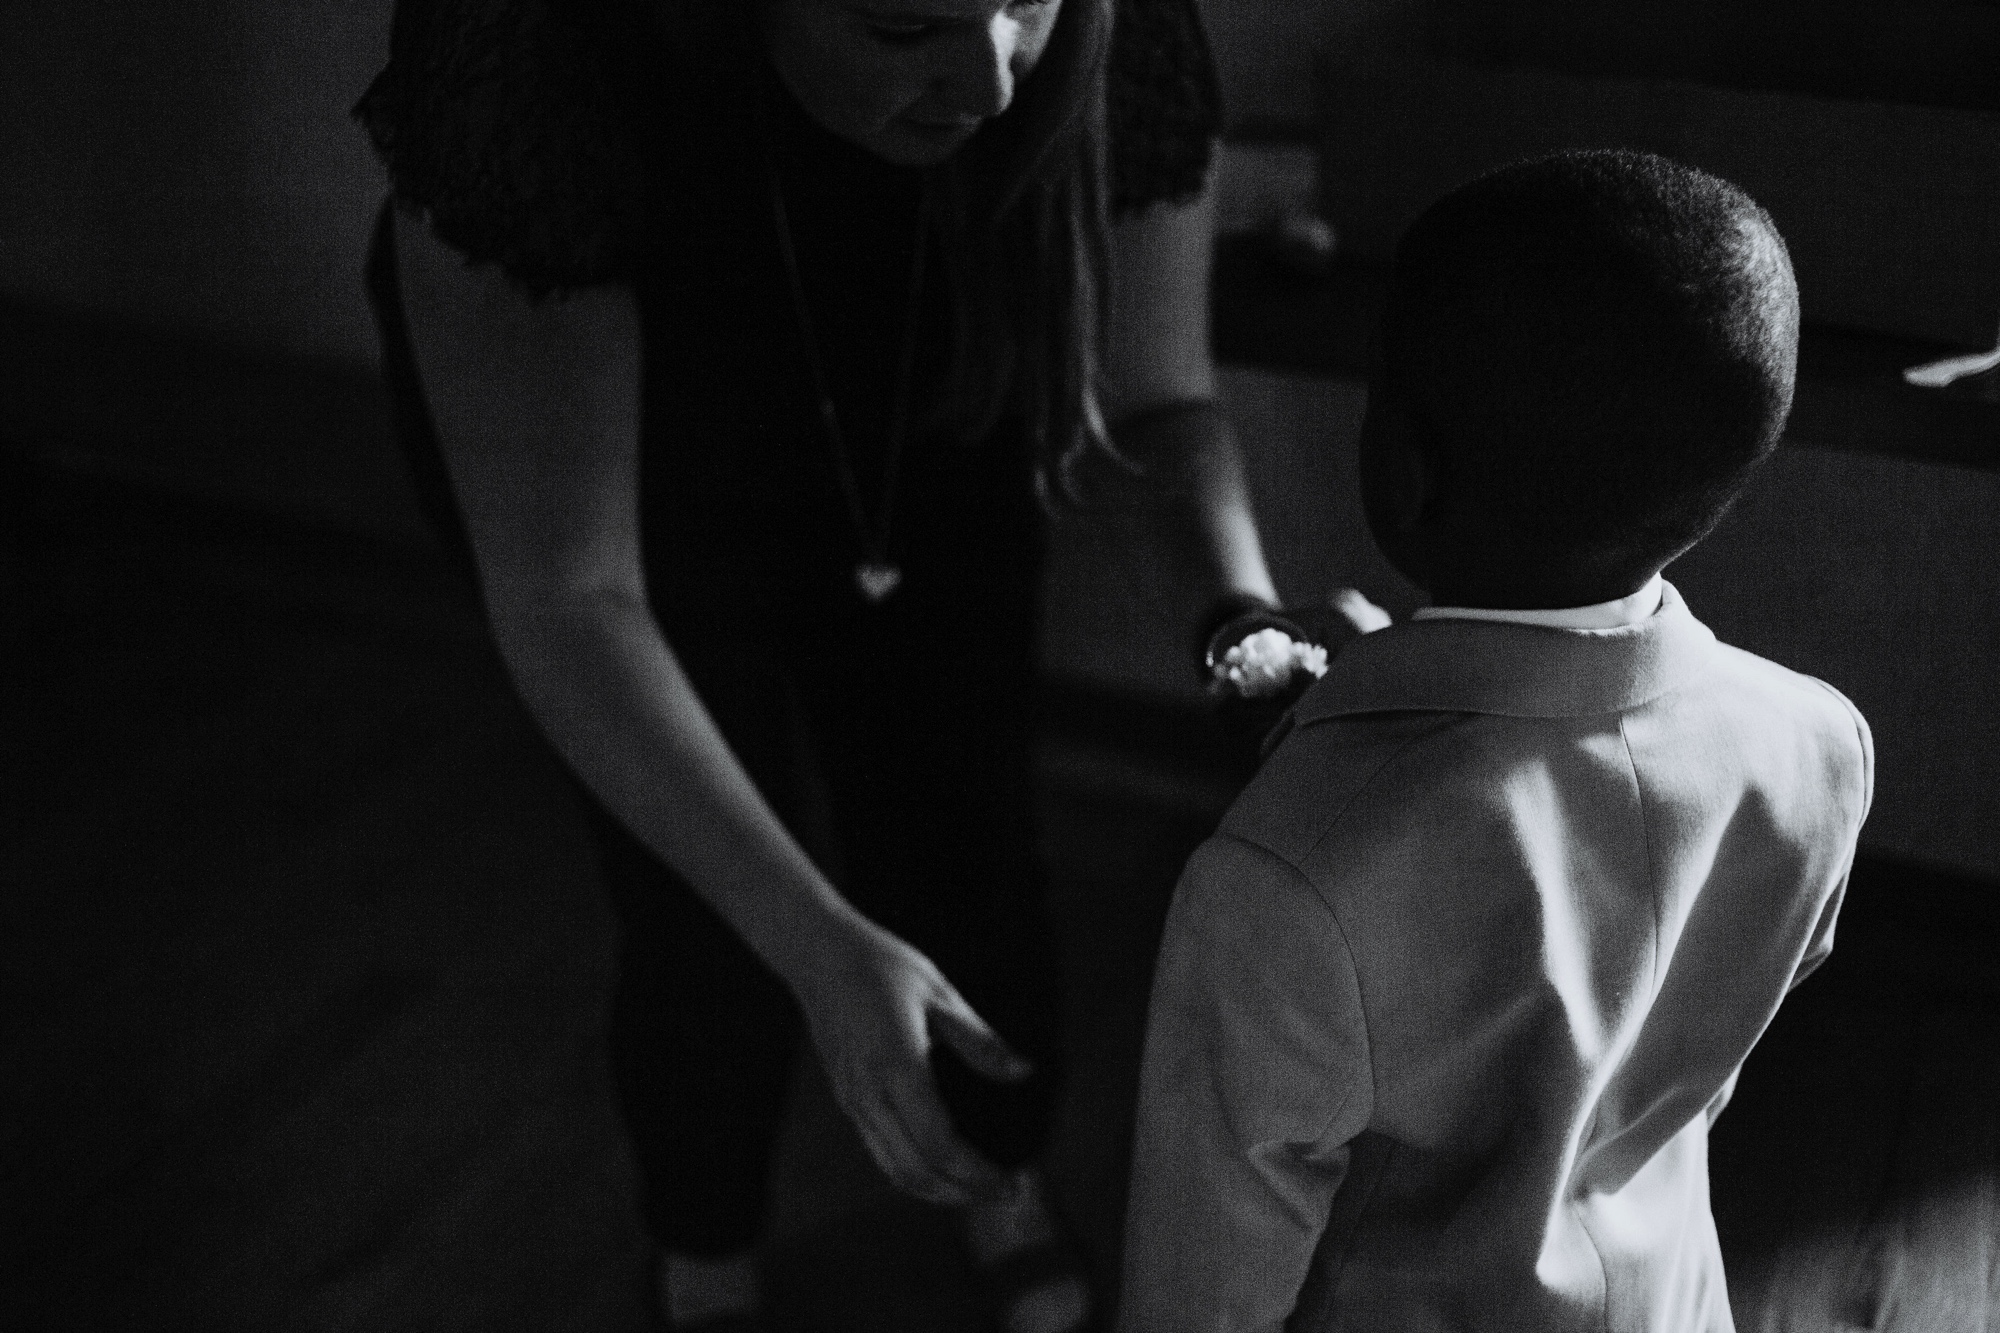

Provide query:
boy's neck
left=1423, top=562, right=1664, bottom=614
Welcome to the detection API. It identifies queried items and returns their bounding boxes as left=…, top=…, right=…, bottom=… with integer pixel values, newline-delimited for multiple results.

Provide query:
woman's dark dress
left=358, top=0, right=1220, bottom=1255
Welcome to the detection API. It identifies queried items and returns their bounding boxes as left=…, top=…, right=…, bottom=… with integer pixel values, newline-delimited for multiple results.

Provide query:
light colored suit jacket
left=1120, top=583, right=1872, bottom=1333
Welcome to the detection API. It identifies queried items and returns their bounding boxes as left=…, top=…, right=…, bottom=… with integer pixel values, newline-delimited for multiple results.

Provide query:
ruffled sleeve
left=356, top=0, right=1223, bottom=284
left=1107, top=0, right=1225, bottom=216
left=353, top=0, right=658, bottom=296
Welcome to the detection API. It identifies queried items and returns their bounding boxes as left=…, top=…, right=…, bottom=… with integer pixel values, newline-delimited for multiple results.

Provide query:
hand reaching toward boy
left=1203, top=587, right=1390, bottom=738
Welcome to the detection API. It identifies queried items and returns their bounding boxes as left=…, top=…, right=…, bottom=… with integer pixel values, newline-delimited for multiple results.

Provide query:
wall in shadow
left=0, top=0, right=392, bottom=363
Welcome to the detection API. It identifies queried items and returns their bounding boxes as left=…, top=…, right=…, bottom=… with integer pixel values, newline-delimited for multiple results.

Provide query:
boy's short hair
left=1376, top=149, right=1800, bottom=574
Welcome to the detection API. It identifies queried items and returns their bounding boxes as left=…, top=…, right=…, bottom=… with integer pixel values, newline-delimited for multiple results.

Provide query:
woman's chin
left=797, top=95, right=980, bottom=167
left=866, top=118, right=979, bottom=167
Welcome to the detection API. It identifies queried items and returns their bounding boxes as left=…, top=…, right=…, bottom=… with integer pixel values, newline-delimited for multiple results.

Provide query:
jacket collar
left=1292, top=580, right=1717, bottom=725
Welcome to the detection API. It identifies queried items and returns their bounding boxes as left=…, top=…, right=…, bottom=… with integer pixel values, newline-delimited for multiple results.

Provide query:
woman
left=357, top=0, right=1301, bottom=1327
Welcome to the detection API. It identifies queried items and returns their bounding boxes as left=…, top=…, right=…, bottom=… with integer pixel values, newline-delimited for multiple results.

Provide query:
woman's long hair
left=932, top=0, right=1114, bottom=508
left=663, top=0, right=1116, bottom=508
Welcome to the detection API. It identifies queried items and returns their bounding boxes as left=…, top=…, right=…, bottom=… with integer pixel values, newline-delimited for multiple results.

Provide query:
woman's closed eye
left=861, top=0, right=1054, bottom=48
left=867, top=18, right=936, bottom=46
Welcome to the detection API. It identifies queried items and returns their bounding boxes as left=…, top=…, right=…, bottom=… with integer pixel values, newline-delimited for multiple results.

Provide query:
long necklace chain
left=769, top=167, right=932, bottom=604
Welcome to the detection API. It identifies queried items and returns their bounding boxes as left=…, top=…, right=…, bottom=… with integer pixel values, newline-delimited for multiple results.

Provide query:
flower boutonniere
left=1198, top=589, right=1393, bottom=730
left=1207, top=626, right=1328, bottom=699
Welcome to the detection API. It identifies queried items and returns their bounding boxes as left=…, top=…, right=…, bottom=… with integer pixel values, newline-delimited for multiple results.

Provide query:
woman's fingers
left=851, top=1099, right=971, bottom=1207
left=883, top=1068, right=1008, bottom=1199
left=929, top=990, right=1033, bottom=1084
left=844, top=1064, right=995, bottom=1206
left=1329, top=586, right=1392, bottom=634
left=798, top=923, right=1020, bottom=1205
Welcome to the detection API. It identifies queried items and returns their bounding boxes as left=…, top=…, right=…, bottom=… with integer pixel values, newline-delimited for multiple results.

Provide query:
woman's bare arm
left=394, top=212, right=844, bottom=977
left=392, top=211, right=1023, bottom=1204
left=1098, top=177, right=1281, bottom=632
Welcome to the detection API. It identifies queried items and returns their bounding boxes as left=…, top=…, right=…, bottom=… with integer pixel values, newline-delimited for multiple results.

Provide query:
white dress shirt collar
left=1411, top=574, right=1665, bottom=631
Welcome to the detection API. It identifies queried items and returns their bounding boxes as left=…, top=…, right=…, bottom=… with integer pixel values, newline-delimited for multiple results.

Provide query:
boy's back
left=1120, top=150, right=1874, bottom=1331
left=1122, top=584, right=1872, bottom=1331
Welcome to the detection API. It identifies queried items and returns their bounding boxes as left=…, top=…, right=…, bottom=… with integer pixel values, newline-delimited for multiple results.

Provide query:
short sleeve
left=1107, top=0, right=1225, bottom=215
left=353, top=0, right=658, bottom=296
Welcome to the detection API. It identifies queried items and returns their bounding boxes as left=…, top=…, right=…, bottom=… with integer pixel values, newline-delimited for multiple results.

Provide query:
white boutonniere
left=1207, top=626, right=1329, bottom=700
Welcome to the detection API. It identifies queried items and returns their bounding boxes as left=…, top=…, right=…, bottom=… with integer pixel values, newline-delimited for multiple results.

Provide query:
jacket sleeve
left=1119, top=834, right=1372, bottom=1333
left=1791, top=678, right=1876, bottom=991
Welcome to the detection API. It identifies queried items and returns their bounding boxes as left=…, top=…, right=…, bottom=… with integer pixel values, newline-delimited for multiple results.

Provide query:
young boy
left=1118, top=151, right=1873, bottom=1333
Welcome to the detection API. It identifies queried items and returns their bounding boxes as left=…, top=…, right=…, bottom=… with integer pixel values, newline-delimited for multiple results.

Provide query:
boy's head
left=1360, top=149, right=1799, bottom=608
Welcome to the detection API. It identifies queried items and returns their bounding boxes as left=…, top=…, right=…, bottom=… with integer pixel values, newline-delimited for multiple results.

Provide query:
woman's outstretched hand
left=791, top=914, right=1032, bottom=1207
left=1207, top=587, right=1394, bottom=742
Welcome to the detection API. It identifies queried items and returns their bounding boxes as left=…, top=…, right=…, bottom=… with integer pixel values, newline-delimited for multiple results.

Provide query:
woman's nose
left=937, top=12, right=1020, bottom=121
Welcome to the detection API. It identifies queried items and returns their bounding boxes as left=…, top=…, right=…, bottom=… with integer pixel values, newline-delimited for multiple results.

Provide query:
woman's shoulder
left=354, top=0, right=1227, bottom=280
left=1107, top=0, right=1226, bottom=215
left=354, top=0, right=684, bottom=296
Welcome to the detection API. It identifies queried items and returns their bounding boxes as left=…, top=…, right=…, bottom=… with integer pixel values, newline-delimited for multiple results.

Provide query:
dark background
left=4, top=2, right=1997, bottom=1329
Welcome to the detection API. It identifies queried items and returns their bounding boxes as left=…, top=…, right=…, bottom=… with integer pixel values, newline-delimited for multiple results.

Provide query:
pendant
left=854, top=560, right=903, bottom=604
